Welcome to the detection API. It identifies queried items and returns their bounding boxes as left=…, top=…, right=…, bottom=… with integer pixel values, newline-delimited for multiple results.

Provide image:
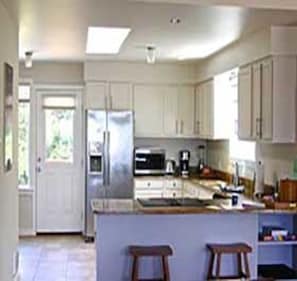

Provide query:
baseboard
left=19, top=229, right=36, bottom=237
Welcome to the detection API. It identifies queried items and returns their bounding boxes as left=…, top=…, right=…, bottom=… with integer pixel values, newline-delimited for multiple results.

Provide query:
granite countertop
left=91, top=198, right=297, bottom=215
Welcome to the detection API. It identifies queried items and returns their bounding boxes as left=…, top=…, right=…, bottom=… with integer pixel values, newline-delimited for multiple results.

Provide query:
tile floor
left=19, top=235, right=96, bottom=281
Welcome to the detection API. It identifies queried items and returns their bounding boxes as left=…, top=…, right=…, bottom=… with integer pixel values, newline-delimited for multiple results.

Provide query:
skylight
left=86, top=27, right=131, bottom=54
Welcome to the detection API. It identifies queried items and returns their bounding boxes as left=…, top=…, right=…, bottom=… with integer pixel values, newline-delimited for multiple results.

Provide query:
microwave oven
left=134, top=147, right=165, bottom=175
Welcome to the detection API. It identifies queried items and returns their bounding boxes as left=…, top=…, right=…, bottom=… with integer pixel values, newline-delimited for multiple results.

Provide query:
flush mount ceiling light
left=25, top=51, right=33, bottom=68
left=86, top=26, right=131, bottom=54
left=146, top=46, right=156, bottom=64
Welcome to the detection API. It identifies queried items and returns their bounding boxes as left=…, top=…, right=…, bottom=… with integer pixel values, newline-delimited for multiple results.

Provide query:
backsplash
left=134, top=138, right=207, bottom=167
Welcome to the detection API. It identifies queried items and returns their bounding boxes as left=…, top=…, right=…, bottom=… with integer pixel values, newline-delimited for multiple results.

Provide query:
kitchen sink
left=137, top=198, right=211, bottom=208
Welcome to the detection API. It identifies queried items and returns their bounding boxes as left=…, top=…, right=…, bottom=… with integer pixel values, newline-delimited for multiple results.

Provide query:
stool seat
left=129, top=245, right=173, bottom=257
left=207, top=243, right=252, bottom=254
left=129, top=245, right=173, bottom=281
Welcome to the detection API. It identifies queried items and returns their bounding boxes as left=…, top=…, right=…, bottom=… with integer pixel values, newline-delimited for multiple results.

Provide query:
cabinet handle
left=196, top=121, right=200, bottom=135
left=181, top=120, right=184, bottom=134
left=104, top=95, right=108, bottom=110
left=110, top=95, right=113, bottom=109
left=175, top=120, right=179, bottom=134
left=256, top=118, right=262, bottom=138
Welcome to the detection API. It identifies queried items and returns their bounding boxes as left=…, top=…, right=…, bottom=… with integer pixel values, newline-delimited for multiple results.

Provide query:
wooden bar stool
left=206, top=243, right=252, bottom=280
left=129, top=245, right=173, bottom=281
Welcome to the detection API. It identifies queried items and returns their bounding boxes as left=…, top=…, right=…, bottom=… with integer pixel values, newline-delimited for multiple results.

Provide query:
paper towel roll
left=254, top=161, right=265, bottom=195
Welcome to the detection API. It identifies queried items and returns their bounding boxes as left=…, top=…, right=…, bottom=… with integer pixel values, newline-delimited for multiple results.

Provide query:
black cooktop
left=137, top=198, right=210, bottom=208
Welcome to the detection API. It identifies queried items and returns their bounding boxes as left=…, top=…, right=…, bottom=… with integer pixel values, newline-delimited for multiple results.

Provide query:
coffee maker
left=179, top=150, right=190, bottom=177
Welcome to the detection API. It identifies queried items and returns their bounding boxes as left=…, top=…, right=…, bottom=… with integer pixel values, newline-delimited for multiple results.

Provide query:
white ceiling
left=19, top=0, right=297, bottom=62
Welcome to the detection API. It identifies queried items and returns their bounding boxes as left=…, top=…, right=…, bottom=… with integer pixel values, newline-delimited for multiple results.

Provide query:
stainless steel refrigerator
left=84, top=110, right=134, bottom=240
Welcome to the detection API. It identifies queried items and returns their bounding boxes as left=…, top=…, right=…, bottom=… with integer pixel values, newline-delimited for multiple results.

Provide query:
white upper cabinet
left=163, top=86, right=179, bottom=136
left=85, top=82, right=107, bottom=109
left=177, top=86, right=195, bottom=137
left=85, top=82, right=132, bottom=110
left=238, top=65, right=253, bottom=140
left=109, top=82, right=133, bottom=110
left=134, top=84, right=164, bottom=137
left=238, top=56, right=297, bottom=143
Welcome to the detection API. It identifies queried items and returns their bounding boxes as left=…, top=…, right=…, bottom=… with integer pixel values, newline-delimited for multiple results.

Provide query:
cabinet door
left=204, top=80, right=214, bottom=138
left=238, top=65, right=253, bottom=140
left=134, top=85, right=164, bottom=137
left=261, top=58, right=273, bottom=140
left=85, top=82, right=107, bottom=109
left=109, top=82, right=132, bottom=110
left=199, top=83, right=206, bottom=138
left=252, top=62, right=262, bottom=139
left=194, top=85, right=201, bottom=136
left=163, top=86, right=179, bottom=136
left=178, top=86, right=195, bottom=136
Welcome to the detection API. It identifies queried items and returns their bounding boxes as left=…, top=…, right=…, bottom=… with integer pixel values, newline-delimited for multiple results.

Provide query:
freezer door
left=85, top=110, right=107, bottom=238
left=107, top=111, right=134, bottom=198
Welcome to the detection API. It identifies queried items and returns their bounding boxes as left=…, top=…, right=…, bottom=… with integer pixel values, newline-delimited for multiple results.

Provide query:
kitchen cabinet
left=85, top=82, right=107, bottom=109
left=109, top=82, right=133, bottom=110
left=134, top=85, right=164, bottom=137
left=238, top=56, right=297, bottom=143
left=85, top=82, right=132, bottom=110
left=163, top=85, right=195, bottom=137
left=238, top=65, right=253, bottom=140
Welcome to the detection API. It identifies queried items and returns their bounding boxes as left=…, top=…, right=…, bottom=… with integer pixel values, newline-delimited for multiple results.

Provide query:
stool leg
left=132, top=256, right=139, bottom=281
left=243, top=253, right=250, bottom=278
left=162, top=256, right=170, bottom=281
left=215, top=253, right=221, bottom=278
left=207, top=253, right=215, bottom=280
left=237, top=253, right=243, bottom=277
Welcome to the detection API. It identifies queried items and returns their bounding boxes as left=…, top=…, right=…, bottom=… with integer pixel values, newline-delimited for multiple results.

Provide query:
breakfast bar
left=92, top=199, right=297, bottom=281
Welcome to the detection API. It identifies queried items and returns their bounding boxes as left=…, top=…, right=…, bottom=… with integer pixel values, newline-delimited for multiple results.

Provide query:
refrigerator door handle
left=103, top=131, right=107, bottom=186
left=106, top=131, right=111, bottom=186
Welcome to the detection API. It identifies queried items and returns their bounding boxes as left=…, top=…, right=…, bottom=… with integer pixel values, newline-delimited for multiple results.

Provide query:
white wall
left=0, top=0, right=19, bottom=280
left=19, top=61, right=84, bottom=85
left=85, top=61, right=196, bottom=84
left=196, top=27, right=271, bottom=82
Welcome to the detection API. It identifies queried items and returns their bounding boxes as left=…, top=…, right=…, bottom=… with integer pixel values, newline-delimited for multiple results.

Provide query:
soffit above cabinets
left=20, top=0, right=297, bottom=62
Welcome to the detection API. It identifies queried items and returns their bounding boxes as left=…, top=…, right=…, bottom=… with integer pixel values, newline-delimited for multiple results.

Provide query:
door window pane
left=18, top=85, right=31, bottom=187
left=45, top=109, right=74, bottom=162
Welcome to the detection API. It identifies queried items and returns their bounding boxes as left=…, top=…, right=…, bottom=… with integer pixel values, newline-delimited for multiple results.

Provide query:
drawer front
left=134, top=179, right=164, bottom=189
left=165, top=179, right=182, bottom=189
left=134, top=189, right=164, bottom=199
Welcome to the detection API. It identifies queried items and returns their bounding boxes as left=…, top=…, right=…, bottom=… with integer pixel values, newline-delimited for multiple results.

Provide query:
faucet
left=233, top=162, right=240, bottom=187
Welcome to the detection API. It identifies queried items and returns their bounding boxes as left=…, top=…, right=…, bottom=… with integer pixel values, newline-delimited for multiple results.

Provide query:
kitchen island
left=92, top=198, right=297, bottom=281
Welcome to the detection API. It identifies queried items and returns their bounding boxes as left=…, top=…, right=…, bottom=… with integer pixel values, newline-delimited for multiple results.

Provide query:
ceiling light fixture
left=146, top=46, right=156, bottom=64
left=170, top=17, right=181, bottom=25
left=25, top=51, right=33, bottom=68
left=86, top=26, right=131, bottom=54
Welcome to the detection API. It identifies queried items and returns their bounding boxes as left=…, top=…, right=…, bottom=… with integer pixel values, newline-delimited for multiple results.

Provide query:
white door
left=134, top=84, right=164, bottom=137
left=36, top=89, right=82, bottom=232
left=85, top=82, right=107, bottom=109
left=163, top=85, right=179, bottom=136
left=252, top=62, right=262, bottom=139
left=178, top=86, right=195, bottom=137
left=109, top=82, right=133, bottom=110
left=261, top=58, right=273, bottom=141
left=238, top=65, right=253, bottom=140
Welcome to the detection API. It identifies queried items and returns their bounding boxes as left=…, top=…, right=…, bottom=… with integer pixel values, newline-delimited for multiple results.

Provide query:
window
left=18, top=85, right=31, bottom=187
left=228, top=68, right=255, bottom=161
left=215, top=69, right=255, bottom=162
left=42, top=96, right=75, bottom=163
